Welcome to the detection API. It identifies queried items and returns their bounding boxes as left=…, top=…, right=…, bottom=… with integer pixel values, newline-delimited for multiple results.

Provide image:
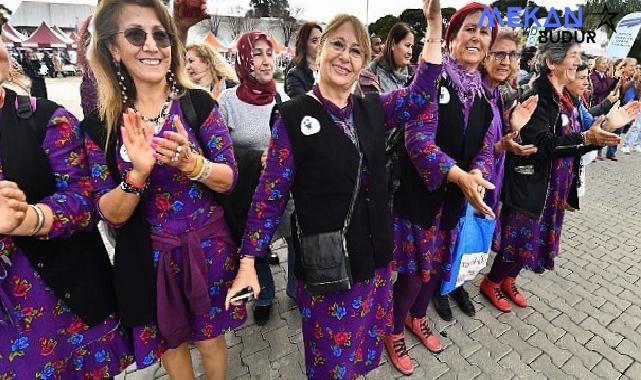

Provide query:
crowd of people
left=1, top=0, right=640, bottom=379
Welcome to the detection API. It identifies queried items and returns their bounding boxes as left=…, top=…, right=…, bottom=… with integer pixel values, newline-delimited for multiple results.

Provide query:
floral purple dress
left=240, top=61, right=441, bottom=379
left=85, top=100, right=246, bottom=368
left=0, top=107, right=133, bottom=380
left=493, top=104, right=579, bottom=270
left=392, top=56, right=496, bottom=284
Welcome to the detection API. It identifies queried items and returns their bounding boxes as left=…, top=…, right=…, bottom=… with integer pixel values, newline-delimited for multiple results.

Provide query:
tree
left=399, top=9, right=426, bottom=63
left=209, top=12, right=222, bottom=37
left=279, top=6, right=302, bottom=47
left=247, top=0, right=290, bottom=18
left=368, top=15, right=401, bottom=40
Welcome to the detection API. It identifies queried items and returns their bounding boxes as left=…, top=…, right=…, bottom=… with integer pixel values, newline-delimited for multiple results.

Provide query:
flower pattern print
left=493, top=107, right=579, bottom=270
left=0, top=108, right=133, bottom=379
left=297, top=265, right=393, bottom=380
left=85, top=100, right=245, bottom=368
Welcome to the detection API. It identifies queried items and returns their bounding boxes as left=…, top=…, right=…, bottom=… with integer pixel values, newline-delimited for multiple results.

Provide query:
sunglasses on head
left=116, top=27, right=172, bottom=48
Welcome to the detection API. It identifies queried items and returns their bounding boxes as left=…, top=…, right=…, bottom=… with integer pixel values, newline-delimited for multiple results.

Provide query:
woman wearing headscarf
left=285, top=22, right=322, bottom=98
left=355, top=22, right=415, bottom=95
left=226, top=0, right=444, bottom=377
left=83, top=0, right=244, bottom=378
left=387, top=4, right=498, bottom=373
left=0, top=40, right=132, bottom=380
left=217, top=32, right=290, bottom=326
left=185, top=42, right=238, bottom=100
left=486, top=29, right=636, bottom=313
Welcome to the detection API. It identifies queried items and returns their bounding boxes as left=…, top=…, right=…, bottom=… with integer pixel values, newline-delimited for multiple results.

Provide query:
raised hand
left=152, top=116, right=196, bottom=173
left=585, top=116, right=621, bottom=146
left=424, top=0, right=441, bottom=23
left=121, top=109, right=156, bottom=180
left=422, top=0, right=442, bottom=64
left=0, top=181, right=28, bottom=234
left=510, top=95, right=538, bottom=132
left=174, top=0, right=209, bottom=43
left=605, top=100, right=641, bottom=131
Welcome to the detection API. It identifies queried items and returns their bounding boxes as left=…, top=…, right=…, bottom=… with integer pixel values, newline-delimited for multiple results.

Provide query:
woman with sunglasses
left=226, top=0, right=444, bottom=377
left=83, top=1, right=244, bottom=378
left=0, top=39, right=132, bottom=380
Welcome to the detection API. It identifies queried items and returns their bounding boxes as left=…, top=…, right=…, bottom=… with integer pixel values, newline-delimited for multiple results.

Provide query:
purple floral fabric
left=493, top=105, right=579, bottom=270
left=86, top=100, right=246, bottom=367
left=0, top=108, right=133, bottom=380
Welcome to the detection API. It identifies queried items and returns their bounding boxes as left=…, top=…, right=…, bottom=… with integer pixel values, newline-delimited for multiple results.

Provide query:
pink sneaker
left=404, top=315, right=443, bottom=353
left=384, top=332, right=414, bottom=375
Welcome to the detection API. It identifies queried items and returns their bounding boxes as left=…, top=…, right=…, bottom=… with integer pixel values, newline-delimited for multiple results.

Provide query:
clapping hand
left=0, top=181, right=28, bottom=234
left=121, top=109, right=156, bottom=181
left=585, top=116, right=621, bottom=146
left=606, top=90, right=619, bottom=104
left=499, top=131, right=538, bottom=156
left=152, top=116, right=196, bottom=173
left=510, top=95, right=538, bottom=132
left=604, top=100, right=641, bottom=132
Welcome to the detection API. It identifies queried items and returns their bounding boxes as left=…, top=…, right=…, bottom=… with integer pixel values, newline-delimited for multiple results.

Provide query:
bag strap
left=342, top=140, right=362, bottom=236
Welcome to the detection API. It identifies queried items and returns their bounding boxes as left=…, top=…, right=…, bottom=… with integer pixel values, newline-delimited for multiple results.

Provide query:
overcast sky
left=5, top=0, right=586, bottom=24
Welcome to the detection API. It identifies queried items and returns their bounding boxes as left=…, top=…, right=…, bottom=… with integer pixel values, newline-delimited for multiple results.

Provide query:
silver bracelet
left=195, top=159, right=213, bottom=182
left=29, top=204, right=45, bottom=236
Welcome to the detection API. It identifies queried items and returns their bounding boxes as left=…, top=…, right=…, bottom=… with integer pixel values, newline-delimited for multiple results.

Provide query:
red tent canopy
left=21, top=22, right=68, bottom=48
left=52, top=25, right=74, bottom=45
left=203, top=31, right=226, bottom=51
left=2, top=23, right=26, bottom=46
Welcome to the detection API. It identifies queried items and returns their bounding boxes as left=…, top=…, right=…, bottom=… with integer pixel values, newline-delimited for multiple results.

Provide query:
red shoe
left=480, top=276, right=512, bottom=312
left=405, top=315, right=443, bottom=353
left=384, top=333, right=414, bottom=375
left=501, top=277, right=528, bottom=308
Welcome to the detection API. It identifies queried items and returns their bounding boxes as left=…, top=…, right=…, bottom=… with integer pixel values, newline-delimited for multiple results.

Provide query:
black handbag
left=295, top=137, right=363, bottom=295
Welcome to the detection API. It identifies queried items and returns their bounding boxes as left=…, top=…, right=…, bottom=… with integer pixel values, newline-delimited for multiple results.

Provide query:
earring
left=167, top=70, right=177, bottom=97
left=115, top=60, right=128, bottom=105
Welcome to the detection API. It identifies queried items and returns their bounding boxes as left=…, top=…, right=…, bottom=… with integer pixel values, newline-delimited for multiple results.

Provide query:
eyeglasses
left=327, top=38, right=363, bottom=60
left=115, top=27, right=172, bottom=48
left=489, top=51, right=521, bottom=62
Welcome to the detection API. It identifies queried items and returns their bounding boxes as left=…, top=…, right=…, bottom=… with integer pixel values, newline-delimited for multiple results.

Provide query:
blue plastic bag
left=441, top=203, right=496, bottom=295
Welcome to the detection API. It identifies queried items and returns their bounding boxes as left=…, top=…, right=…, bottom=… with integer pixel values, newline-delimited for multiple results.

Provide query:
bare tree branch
left=279, top=6, right=302, bottom=47
left=209, top=12, right=222, bottom=37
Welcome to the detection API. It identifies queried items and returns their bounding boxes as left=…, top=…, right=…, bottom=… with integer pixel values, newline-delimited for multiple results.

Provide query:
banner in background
left=605, top=13, right=641, bottom=58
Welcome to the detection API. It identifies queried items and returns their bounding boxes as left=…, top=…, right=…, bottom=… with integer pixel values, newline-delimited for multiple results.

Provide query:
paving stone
left=469, top=327, right=513, bottom=361
left=525, top=312, right=566, bottom=342
left=580, top=316, right=624, bottom=347
left=273, top=351, right=305, bottom=379
left=550, top=314, right=594, bottom=345
left=264, top=325, right=297, bottom=361
left=466, top=349, right=515, bottom=379
left=623, top=362, right=641, bottom=379
left=555, top=334, right=601, bottom=370
left=586, top=335, right=633, bottom=373
left=616, top=338, right=641, bottom=362
left=497, top=350, right=539, bottom=378
left=435, top=348, right=482, bottom=379
left=441, top=322, right=482, bottom=358
left=526, top=330, right=572, bottom=367
left=496, top=312, right=537, bottom=340
left=472, top=307, right=512, bottom=337
left=529, top=353, right=575, bottom=379
left=591, top=358, right=623, bottom=380
left=561, top=356, right=601, bottom=380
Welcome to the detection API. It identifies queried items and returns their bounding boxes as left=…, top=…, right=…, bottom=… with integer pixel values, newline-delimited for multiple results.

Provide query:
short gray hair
left=535, top=27, right=580, bottom=76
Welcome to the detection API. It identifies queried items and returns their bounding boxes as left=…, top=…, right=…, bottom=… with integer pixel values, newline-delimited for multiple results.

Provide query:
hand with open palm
left=604, top=100, right=641, bottom=132
left=510, top=95, right=538, bottom=132
left=0, top=181, right=28, bottom=234
left=121, top=109, right=156, bottom=182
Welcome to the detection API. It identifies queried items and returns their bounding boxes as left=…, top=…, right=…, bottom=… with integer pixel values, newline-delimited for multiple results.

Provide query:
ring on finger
left=171, top=156, right=179, bottom=163
left=176, top=145, right=183, bottom=154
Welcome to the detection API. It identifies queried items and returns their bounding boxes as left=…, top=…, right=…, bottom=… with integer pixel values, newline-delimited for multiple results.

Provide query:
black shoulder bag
left=295, top=137, right=363, bottom=295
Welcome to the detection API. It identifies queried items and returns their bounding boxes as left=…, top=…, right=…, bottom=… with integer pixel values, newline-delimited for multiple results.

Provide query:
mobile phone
left=229, top=287, right=254, bottom=303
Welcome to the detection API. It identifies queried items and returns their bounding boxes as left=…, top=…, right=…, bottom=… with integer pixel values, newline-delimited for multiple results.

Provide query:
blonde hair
left=186, top=43, right=238, bottom=84
left=320, top=14, right=371, bottom=65
left=88, top=0, right=193, bottom=146
left=6, top=56, right=31, bottom=94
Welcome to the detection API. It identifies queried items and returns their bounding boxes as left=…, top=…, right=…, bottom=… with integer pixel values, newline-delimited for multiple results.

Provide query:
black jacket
left=280, top=94, right=393, bottom=282
left=502, top=75, right=598, bottom=218
left=285, top=65, right=315, bottom=98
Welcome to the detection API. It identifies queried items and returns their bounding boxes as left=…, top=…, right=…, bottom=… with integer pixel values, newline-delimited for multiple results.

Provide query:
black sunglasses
left=115, top=27, right=172, bottom=48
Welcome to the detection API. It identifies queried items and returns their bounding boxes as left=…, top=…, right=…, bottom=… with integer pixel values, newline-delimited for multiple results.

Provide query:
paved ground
left=46, top=77, right=641, bottom=379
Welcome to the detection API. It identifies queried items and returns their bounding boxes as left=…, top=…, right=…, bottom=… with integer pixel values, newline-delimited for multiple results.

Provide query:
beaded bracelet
left=191, top=158, right=213, bottom=182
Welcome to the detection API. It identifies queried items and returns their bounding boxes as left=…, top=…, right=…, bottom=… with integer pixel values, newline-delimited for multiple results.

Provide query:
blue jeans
left=624, top=114, right=641, bottom=147
left=255, top=255, right=275, bottom=307
left=607, top=127, right=624, bottom=157
left=285, top=237, right=296, bottom=298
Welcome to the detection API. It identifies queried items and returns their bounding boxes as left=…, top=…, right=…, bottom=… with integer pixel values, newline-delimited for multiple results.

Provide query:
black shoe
left=431, top=293, right=453, bottom=321
left=451, top=287, right=476, bottom=317
left=266, top=250, right=280, bottom=265
left=253, top=305, right=271, bottom=326
left=533, top=267, right=546, bottom=274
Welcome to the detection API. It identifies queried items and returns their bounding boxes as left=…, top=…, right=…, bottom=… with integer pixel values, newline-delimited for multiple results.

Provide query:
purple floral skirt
left=0, top=241, right=133, bottom=379
left=296, top=265, right=393, bottom=380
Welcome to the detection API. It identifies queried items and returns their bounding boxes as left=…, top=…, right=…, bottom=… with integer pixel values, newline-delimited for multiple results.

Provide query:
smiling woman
left=82, top=0, right=246, bottom=378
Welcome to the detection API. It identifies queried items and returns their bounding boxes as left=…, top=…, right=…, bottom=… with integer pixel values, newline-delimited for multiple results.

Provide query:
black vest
left=394, top=77, right=493, bottom=231
left=0, top=89, right=116, bottom=327
left=280, top=94, right=393, bottom=283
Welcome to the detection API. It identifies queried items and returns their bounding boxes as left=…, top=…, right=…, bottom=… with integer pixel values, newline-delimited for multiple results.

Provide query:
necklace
left=135, top=96, right=172, bottom=135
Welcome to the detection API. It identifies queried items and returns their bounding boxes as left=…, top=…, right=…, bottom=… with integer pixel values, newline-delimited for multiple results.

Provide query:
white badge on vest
left=120, top=144, right=132, bottom=163
left=301, top=115, right=321, bottom=135
left=561, top=114, right=569, bottom=127
left=439, top=86, right=450, bottom=104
